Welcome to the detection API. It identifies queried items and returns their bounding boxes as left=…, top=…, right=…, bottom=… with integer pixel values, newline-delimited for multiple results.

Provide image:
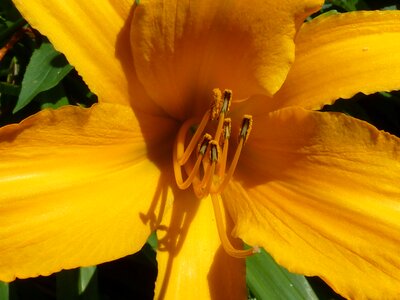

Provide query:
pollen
left=172, top=88, right=258, bottom=258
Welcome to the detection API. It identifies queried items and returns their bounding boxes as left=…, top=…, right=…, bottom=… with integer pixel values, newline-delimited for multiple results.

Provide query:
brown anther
left=239, top=115, right=253, bottom=144
left=209, top=141, right=219, bottom=163
left=197, top=133, right=212, bottom=156
left=223, top=118, right=232, bottom=140
left=220, top=89, right=232, bottom=114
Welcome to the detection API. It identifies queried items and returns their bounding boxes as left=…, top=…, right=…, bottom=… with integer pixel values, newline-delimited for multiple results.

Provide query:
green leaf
left=0, top=281, right=8, bottom=300
left=0, top=18, right=25, bottom=42
left=57, top=269, right=79, bottom=300
left=328, top=0, right=369, bottom=11
left=13, top=41, right=73, bottom=113
left=330, top=0, right=357, bottom=11
left=56, top=267, right=99, bottom=300
left=0, top=82, right=20, bottom=96
left=37, top=82, right=69, bottom=110
left=79, top=266, right=99, bottom=300
left=246, top=248, right=318, bottom=300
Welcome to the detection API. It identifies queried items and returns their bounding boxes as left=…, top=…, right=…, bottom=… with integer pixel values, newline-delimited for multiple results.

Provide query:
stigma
left=173, top=88, right=258, bottom=258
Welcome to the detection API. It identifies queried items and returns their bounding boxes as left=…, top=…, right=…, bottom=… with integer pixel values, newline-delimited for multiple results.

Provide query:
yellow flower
left=2, top=0, right=400, bottom=299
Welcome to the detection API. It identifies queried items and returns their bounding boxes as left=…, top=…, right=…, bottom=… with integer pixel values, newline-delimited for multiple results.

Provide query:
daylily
left=1, top=0, right=400, bottom=299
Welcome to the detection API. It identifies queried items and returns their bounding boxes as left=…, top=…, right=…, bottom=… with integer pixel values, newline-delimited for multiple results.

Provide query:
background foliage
left=0, top=0, right=399, bottom=299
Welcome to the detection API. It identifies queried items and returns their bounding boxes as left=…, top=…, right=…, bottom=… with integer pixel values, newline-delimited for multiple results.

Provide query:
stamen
left=212, top=115, right=253, bottom=194
left=214, top=90, right=232, bottom=142
left=177, top=111, right=211, bottom=166
left=211, top=194, right=256, bottom=258
left=198, top=141, right=218, bottom=196
left=173, top=88, right=259, bottom=259
left=173, top=134, right=211, bottom=190
left=218, top=119, right=231, bottom=177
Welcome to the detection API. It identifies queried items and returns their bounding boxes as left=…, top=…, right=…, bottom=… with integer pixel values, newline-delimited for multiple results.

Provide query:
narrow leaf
left=56, top=269, right=79, bottom=300
left=79, top=266, right=99, bottom=300
left=13, top=41, right=73, bottom=112
left=0, top=281, right=8, bottom=300
left=246, top=248, right=318, bottom=300
left=0, top=82, right=20, bottom=96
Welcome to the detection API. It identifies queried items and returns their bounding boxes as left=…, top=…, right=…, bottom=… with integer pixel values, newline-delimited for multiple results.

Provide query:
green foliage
left=246, top=248, right=318, bottom=300
left=13, top=41, right=72, bottom=112
left=56, top=267, right=99, bottom=300
left=0, top=281, right=9, bottom=300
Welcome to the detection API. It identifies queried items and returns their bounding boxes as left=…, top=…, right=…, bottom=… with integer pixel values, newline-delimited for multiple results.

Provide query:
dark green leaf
left=0, top=82, right=20, bottom=96
left=56, top=267, right=99, bottom=300
left=246, top=248, right=318, bottom=300
left=0, top=281, right=8, bottom=300
left=56, top=270, right=79, bottom=300
left=0, top=18, right=25, bottom=42
left=79, top=267, right=99, bottom=300
left=37, top=82, right=69, bottom=110
left=13, top=41, right=73, bottom=113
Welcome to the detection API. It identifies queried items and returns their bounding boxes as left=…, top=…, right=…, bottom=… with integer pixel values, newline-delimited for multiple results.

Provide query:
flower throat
left=173, top=88, right=259, bottom=258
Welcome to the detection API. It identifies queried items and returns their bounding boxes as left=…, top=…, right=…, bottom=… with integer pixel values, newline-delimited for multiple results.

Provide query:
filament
left=211, top=194, right=256, bottom=258
left=177, top=111, right=210, bottom=166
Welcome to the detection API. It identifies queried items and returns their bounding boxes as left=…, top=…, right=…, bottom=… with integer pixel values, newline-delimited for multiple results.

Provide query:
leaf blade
left=13, top=41, right=73, bottom=112
left=246, top=248, right=318, bottom=300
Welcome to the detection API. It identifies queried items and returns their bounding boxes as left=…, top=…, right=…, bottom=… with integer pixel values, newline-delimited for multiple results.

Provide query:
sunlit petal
left=224, top=107, right=400, bottom=299
left=12, top=0, right=164, bottom=114
left=0, top=103, right=177, bottom=281
left=131, top=0, right=322, bottom=119
left=156, top=191, right=246, bottom=299
left=275, top=11, right=400, bottom=110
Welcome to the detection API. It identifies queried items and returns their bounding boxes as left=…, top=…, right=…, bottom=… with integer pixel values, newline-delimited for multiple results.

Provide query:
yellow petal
left=224, top=107, right=400, bottom=299
left=275, top=11, right=400, bottom=110
left=0, top=103, right=177, bottom=281
left=131, top=0, right=323, bottom=119
left=156, top=191, right=246, bottom=299
left=12, top=0, right=163, bottom=113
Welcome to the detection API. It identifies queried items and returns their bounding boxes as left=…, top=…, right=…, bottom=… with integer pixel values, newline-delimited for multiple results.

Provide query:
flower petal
left=0, top=103, right=177, bottom=281
left=275, top=11, right=400, bottom=110
left=224, top=107, right=400, bottom=299
left=12, top=0, right=162, bottom=113
left=131, top=0, right=323, bottom=119
left=156, top=192, right=246, bottom=299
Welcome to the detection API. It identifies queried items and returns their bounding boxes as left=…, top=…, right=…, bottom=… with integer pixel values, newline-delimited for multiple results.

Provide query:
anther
left=209, top=140, right=219, bottom=163
left=211, top=88, right=222, bottom=121
left=198, top=134, right=212, bottom=156
left=198, top=140, right=218, bottom=197
left=239, top=114, right=253, bottom=144
left=222, top=118, right=232, bottom=142
left=220, top=89, right=232, bottom=114
left=217, top=118, right=231, bottom=177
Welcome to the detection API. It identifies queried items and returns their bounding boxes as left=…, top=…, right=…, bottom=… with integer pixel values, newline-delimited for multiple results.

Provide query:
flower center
left=172, top=88, right=258, bottom=258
